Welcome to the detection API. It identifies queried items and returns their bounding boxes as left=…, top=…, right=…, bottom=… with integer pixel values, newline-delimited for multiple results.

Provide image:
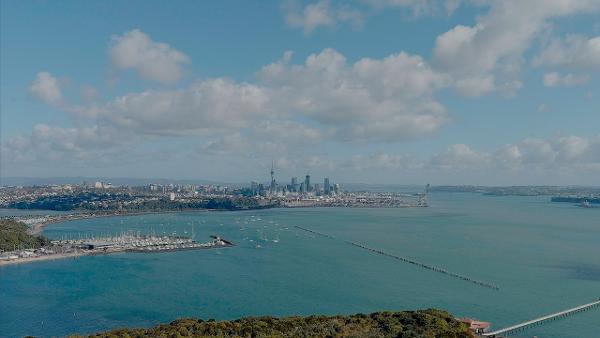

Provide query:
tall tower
left=305, top=174, right=311, bottom=193
left=324, top=178, right=330, bottom=195
left=270, top=161, right=276, bottom=195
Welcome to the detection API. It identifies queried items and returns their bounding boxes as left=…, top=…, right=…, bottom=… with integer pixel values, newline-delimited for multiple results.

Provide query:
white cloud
left=29, top=72, right=62, bottom=105
left=1, top=124, right=130, bottom=165
left=283, top=0, right=334, bottom=34
left=69, top=48, right=446, bottom=143
left=534, top=34, right=600, bottom=70
left=283, top=0, right=363, bottom=34
left=99, top=78, right=271, bottom=135
left=543, top=72, right=589, bottom=87
left=433, top=0, right=600, bottom=97
left=109, top=29, right=189, bottom=84
left=259, top=49, right=448, bottom=142
left=199, top=121, right=323, bottom=156
left=283, top=0, right=462, bottom=34
left=431, top=144, right=491, bottom=167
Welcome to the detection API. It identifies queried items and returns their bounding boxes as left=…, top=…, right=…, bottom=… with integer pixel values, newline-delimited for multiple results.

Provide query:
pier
left=293, top=226, right=499, bottom=290
left=482, top=299, right=600, bottom=337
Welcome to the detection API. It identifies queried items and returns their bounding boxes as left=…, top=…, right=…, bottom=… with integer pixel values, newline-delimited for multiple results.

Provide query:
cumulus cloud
left=283, top=0, right=462, bottom=34
left=67, top=48, right=447, bottom=142
left=29, top=72, right=62, bottom=105
left=1, top=124, right=132, bottom=166
left=534, top=34, right=600, bottom=70
left=433, top=0, right=600, bottom=97
left=431, top=144, right=491, bottom=168
left=259, top=49, right=447, bottom=142
left=99, top=78, right=271, bottom=135
left=109, top=29, right=189, bottom=84
left=543, top=72, right=589, bottom=87
left=283, top=0, right=363, bottom=34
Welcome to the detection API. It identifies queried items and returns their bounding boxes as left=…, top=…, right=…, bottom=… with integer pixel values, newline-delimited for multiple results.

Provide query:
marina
left=0, top=232, right=234, bottom=265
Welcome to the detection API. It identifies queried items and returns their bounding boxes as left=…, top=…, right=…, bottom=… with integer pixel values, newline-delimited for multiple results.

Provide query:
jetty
left=294, top=226, right=499, bottom=290
left=482, top=299, right=600, bottom=337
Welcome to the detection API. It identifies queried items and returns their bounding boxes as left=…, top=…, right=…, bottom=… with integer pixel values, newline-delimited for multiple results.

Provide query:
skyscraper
left=270, top=161, right=276, bottom=195
left=291, top=177, right=298, bottom=192
left=305, top=174, right=311, bottom=192
left=324, top=178, right=330, bottom=195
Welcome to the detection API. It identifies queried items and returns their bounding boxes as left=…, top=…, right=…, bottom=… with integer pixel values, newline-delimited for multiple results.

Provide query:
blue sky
left=1, top=0, right=599, bottom=185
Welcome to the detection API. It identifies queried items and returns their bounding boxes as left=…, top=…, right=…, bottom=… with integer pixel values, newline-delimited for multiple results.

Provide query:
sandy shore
left=0, top=251, right=86, bottom=266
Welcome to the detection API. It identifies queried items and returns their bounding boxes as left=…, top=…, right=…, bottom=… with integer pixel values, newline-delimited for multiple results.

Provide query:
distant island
left=68, top=309, right=475, bottom=338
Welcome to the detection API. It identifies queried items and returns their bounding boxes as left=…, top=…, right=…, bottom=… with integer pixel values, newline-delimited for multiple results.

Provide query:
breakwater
left=294, top=225, right=499, bottom=290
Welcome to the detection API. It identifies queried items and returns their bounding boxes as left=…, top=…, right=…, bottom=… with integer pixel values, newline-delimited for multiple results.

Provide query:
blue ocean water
left=1, top=192, right=599, bottom=337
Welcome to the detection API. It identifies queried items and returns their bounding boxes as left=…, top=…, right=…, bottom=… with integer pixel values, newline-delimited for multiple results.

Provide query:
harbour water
left=1, top=192, right=599, bottom=337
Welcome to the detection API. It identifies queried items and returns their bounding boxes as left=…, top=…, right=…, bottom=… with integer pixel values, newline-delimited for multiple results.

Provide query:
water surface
left=1, top=193, right=599, bottom=337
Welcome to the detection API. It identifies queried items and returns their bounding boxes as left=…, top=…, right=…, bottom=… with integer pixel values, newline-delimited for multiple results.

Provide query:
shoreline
left=0, top=240, right=234, bottom=267
left=0, top=251, right=86, bottom=266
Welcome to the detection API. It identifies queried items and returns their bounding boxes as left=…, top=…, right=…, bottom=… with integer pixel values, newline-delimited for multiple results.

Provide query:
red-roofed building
left=459, top=318, right=491, bottom=334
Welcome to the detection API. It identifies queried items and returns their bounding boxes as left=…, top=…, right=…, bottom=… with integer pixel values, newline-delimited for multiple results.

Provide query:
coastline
left=0, top=251, right=86, bottom=266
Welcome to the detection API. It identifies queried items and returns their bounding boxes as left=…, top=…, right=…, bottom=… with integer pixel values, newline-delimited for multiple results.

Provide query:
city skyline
left=1, top=1, right=599, bottom=185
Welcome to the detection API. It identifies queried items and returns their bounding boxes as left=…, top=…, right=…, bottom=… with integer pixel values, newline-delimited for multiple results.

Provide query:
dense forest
left=72, top=309, right=474, bottom=338
left=0, top=219, right=50, bottom=251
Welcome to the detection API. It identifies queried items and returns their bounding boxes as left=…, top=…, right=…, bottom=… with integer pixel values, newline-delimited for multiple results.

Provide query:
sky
left=1, top=0, right=599, bottom=185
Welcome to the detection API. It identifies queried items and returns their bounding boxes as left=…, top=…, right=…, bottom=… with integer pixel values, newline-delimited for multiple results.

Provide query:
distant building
left=291, top=177, right=298, bottom=192
left=305, top=174, right=311, bottom=192
left=324, top=178, right=330, bottom=195
left=94, top=181, right=103, bottom=189
left=270, top=161, right=276, bottom=196
left=169, top=192, right=176, bottom=201
left=459, top=318, right=490, bottom=334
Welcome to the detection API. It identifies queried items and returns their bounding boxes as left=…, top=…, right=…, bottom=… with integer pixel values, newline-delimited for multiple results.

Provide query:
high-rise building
left=291, top=177, right=298, bottom=192
left=324, top=178, right=330, bottom=195
left=305, top=174, right=311, bottom=192
left=270, top=161, right=276, bottom=195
